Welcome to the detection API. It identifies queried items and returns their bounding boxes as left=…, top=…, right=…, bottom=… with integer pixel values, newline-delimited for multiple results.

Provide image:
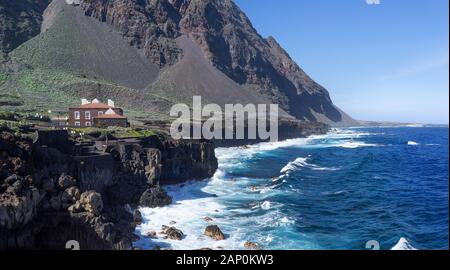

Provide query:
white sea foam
left=407, top=141, right=420, bottom=146
left=280, top=157, right=340, bottom=173
left=336, top=141, right=380, bottom=148
left=322, top=190, right=348, bottom=196
left=261, top=201, right=272, bottom=210
left=391, top=238, right=418, bottom=250
left=215, top=128, right=377, bottom=162
left=280, top=216, right=293, bottom=224
left=280, top=157, right=310, bottom=173
left=134, top=168, right=297, bottom=250
left=134, top=128, right=386, bottom=250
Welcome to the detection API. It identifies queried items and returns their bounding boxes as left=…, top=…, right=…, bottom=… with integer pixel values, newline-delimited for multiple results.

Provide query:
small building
left=68, top=99, right=128, bottom=128
left=93, top=108, right=128, bottom=128
left=51, top=116, right=69, bottom=127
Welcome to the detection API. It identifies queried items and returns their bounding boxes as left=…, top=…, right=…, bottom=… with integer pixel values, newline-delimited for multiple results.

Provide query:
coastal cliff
left=0, top=128, right=217, bottom=250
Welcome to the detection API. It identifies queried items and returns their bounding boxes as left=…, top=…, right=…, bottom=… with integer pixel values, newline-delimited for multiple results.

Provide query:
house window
left=98, top=111, right=104, bottom=116
left=85, top=111, right=91, bottom=120
left=75, top=122, right=81, bottom=127
left=74, top=111, right=80, bottom=120
left=86, top=121, right=92, bottom=127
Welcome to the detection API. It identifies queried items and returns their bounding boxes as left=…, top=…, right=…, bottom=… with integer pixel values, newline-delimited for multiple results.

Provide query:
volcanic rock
left=204, top=225, right=225, bottom=241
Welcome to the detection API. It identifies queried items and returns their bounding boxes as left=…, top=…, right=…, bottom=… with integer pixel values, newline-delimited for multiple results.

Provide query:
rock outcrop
left=204, top=225, right=225, bottom=241
left=0, top=129, right=218, bottom=250
left=161, top=225, right=184, bottom=240
left=244, top=241, right=260, bottom=250
left=139, top=187, right=172, bottom=208
left=78, top=191, right=103, bottom=215
left=81, top=0, right=183, bottom=67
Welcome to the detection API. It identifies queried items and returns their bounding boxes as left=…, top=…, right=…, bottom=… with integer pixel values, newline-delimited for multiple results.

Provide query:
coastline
left=0, top=120, right=328, bottom=250
left=3, top=124, right=446, bottom=250
left=0, top=128, right=217, bottom=249
left=133, top=126, right=448, bottom=250
left=133, top=131, right=338, bottom=251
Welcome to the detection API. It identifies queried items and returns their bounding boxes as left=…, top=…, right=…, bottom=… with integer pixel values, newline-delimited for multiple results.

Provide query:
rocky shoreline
left=0, top=128, right=217, bottom=250
left=0, top=120, right=328, bottom=250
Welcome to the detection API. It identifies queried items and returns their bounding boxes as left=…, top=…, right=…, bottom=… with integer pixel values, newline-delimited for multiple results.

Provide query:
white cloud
left=366, top=0, right=381, bottom=5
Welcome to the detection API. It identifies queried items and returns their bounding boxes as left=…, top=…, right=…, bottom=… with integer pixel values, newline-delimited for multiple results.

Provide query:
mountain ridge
left=0, top=0, right=358, bottom=126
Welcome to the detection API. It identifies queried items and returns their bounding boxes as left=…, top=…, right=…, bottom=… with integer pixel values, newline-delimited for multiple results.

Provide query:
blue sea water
left=135, top=127, right=449, bottom=250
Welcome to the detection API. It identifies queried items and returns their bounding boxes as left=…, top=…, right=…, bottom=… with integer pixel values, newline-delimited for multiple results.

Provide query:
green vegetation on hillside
left=114, top=129, right=156, bottom=139
left=0, top=65, right=177, bottom=120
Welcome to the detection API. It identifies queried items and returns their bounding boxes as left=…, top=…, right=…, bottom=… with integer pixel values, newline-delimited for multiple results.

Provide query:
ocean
left=134, top=127, right=449, bottom=250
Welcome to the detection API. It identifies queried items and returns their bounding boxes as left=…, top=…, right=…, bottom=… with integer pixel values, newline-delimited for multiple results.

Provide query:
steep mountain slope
left=181, top=0, right=356, bottom=125
left=1, top=0, right=357, bottom=126
left=0, top=0, right=50, bottom=59
left=12, top=0, right=159, bottom=89
left=78, top=0, right=356, bottom=125
left=149, top=36, right=266, bottom=105
left=0, top=0, right=173, bottom=119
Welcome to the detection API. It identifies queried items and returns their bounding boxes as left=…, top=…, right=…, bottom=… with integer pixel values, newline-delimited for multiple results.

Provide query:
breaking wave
left=280, top=157, right=339, bottom=173
left=134, top=127, right=448, bottom=250
left=391, top=238, right=418, bottom=250
left=408, top=141, right=420, bottom=146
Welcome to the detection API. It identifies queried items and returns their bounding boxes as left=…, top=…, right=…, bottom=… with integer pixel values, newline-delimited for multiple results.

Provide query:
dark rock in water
left=145, top=231, right=157, bottom=239
left=133, top=210, right=143, bottom=225
left=244, top=241, right=260, bottom=250
left=161, top=226, right=184, bottom=241
left=203, top=217, right=213, bottom=222
left=204, top=225, right=225, bottom=241
left=139, top=186, right=172, bottom=208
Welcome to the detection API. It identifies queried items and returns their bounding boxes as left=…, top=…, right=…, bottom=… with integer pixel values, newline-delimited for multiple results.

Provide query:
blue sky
left=234, top=0, right=449, bottom=124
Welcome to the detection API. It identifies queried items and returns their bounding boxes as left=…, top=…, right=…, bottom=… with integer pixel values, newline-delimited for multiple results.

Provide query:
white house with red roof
left=68, top=99, right=128, bottom=128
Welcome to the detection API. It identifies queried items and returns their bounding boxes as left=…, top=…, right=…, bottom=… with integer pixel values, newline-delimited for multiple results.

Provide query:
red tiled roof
left=94, top=114, right=127, bottom=119
left=73, top=103, right=115, bottom=109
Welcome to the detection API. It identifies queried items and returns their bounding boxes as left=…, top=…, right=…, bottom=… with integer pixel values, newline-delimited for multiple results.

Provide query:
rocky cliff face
left=0, top=129, right=217, bottom=249
left=81, top=0, right=183, bottom=67
left=0, top=0, right=50, bottom=58
left=77, top=0, right=355, bottom=125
